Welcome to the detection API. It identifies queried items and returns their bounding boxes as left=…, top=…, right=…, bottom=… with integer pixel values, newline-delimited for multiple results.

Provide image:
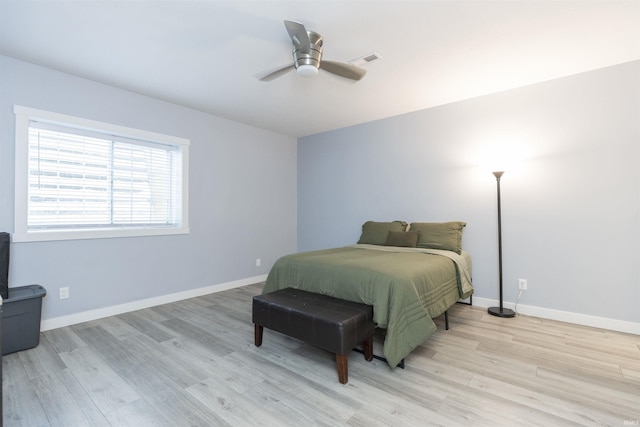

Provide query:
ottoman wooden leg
left=363, top=336, right=373, bottom=362
left=336, top=353, right=348, bottom=384
left=254, top=324, right=263, bottom=347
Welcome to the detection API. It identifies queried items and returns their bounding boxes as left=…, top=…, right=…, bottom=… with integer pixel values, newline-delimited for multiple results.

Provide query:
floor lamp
left=488, top=171, right=515, bottom=318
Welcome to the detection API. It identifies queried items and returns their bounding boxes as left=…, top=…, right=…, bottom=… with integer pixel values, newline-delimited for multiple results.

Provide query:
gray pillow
left=409, top=221, right=466, bottom=254
left=384, top=231, right=419, bottom=248
left=357, top=221, right=408, bottom=245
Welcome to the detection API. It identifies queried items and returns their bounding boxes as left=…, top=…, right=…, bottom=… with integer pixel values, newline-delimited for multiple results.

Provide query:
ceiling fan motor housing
left=293, top=31, right=323, bottom=74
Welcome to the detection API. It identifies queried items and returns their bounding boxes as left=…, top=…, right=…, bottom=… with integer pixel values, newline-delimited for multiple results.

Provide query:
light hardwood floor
left=3, top=283, right=639, bottom=426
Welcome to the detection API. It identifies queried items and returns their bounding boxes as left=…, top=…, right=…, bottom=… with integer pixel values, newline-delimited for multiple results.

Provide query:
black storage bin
left=2, top=285, right=46, bottom=355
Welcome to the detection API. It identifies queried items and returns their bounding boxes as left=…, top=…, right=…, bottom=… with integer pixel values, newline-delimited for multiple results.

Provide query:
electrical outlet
left=256, top=258, right=261, bottom=267
left=518, top=279, right=528, bottom=290
left=59, top=287, right=70, bottom=299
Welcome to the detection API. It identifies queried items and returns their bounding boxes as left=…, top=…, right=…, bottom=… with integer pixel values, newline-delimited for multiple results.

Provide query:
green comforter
left=263, top=244, right=473, bottom=368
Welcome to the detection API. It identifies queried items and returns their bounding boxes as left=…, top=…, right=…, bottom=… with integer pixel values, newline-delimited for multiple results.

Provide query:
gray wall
left=298, top=61, right=640, bottom=324
left=0, top=56, right=297, bottom=321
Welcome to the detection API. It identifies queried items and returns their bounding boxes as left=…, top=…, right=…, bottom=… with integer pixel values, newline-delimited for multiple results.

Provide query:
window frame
left=13, top=105, right=190, bottom=242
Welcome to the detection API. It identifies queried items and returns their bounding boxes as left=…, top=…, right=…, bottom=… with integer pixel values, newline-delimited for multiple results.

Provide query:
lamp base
left=487, top=306, right=515, bottom=318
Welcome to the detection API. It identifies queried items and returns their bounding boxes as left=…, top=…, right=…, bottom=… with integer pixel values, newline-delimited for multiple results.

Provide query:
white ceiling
left=1, top=1, right=639, bottom=138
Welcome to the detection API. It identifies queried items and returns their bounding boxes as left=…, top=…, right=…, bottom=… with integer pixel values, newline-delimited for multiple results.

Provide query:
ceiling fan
left=260, top=20, right=367, bottom=82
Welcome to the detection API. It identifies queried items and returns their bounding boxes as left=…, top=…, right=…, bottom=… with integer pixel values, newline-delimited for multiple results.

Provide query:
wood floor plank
left=534, top=367, right=640, bottom=418
left=175, top=303, right=254, bottom=350
left=173, top=345, right=263, bottom=395
left=242, top=380, right=341, bottom=427
left=159, top=317, right=237, bottom=357
left=30, top=368, right=111, bottom=427
left=391, top=351, right=475, bottom=387
left=58, top=346, right=141, bottom=414
left=92, top=315, right=145, bottom=341
left=104, top=397, right=173, bottom=427
left=438, top=388, right=579, bottom=427
left=622, top=366, right=640, bottom=381
left=72, top=325, right=147, bottom=371
left=186, top=376, right=286, bottom=427
left=430, top=336, right=540, bottom=380
left=158, top=337, right=229, bottom=383
left=137, top=385, right=232, bottom=427
left=41, top=327, right=88, bottom=354
left=116, top=310, right=177, bottom=343
left=346, top=399, right=450, bottom=426
left=477, top=337, right=627, bottom=381
left=293, top=343, right=449, bottom=410
left=2, top=354, right=50, bottom=427
left=512, top=327, right=640, bottom=372
left=2, top=353, right=30, bottom=388
left=3, top=381, right=50, bottom=427
left=16, top=335, right=67, bottom=381
left=468, top=373, right=631, bottom=426
left=120, top=334, right=207, bottom=388
left=226, top=347, right=363, bottom=422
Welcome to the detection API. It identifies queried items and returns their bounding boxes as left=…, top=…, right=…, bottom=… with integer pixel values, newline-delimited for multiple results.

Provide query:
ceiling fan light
left=296, top=64, right=318, bottom=78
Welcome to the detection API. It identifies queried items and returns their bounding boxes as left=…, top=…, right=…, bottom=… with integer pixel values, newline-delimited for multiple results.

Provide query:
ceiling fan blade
left=319, top=60, right=367, bottom=81
left=284, top=20, right=311, bottom=53
left=259, top=64, right=295, bottom=82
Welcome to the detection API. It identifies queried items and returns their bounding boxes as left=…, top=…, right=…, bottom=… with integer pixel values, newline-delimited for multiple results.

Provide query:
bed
left=262, top=221, right=473, bottom=368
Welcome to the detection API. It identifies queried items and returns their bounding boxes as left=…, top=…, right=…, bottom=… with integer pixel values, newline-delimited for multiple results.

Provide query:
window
left=13, top=106, right=189, bottom=242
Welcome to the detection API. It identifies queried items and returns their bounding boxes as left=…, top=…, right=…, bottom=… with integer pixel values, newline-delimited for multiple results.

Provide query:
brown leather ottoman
left=252, top=287, right=375, bottom=384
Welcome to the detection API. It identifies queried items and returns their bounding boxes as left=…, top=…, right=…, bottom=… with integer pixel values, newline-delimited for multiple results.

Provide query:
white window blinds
left=14, top=106, right=189, bottom=242
left=28, top=121, right=178, bottom=229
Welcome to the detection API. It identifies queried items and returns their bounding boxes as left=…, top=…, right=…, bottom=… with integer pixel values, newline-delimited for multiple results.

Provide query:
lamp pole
left=488, top=171, right=515, bottom=318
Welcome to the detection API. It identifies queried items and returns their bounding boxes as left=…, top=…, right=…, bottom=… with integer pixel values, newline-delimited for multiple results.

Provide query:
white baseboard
left=472, top=297, right=640, bottom=336
left=40, top=274, right=268, bottom=331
